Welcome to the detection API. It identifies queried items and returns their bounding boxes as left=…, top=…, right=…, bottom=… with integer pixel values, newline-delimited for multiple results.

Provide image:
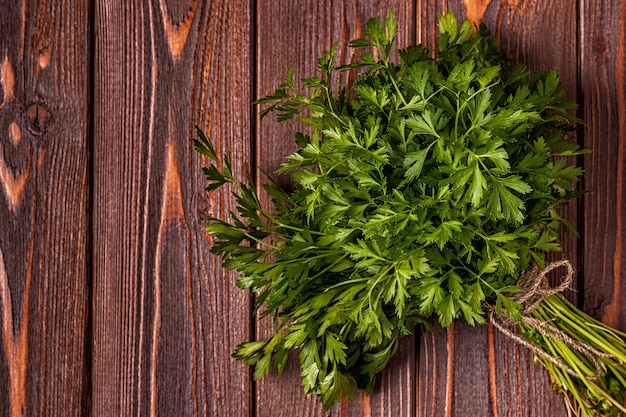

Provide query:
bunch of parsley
left=195, top=11, right=600, bottom=412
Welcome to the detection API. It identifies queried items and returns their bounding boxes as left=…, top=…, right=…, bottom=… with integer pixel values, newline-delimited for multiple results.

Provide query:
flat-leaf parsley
left=196, top=11, right=626, bottom=416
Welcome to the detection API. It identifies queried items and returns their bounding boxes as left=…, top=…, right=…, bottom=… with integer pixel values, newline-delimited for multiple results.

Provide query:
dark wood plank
left=418, top=320, right=569, bottom=417
left=415, top=1, right=578, bottom=415
left=581, top=0, right=626, bottom=330
left=92, top=1, right=253, bottom=415
left=254, top=1, right=416, bottom=416
left=0, top=0, right=90, bottom=415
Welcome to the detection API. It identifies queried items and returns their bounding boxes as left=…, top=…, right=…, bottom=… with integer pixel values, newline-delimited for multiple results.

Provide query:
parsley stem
left=384, top=62, right=408, bottom=107
left=242, top=232, right=280, bottom=251
left=307, top=253, right=349, bottom=281
left=276, top=250, right=345, bottom=265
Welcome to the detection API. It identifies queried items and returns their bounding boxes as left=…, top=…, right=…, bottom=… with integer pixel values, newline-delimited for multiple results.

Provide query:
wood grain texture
left=418, top=320, right=568, bottom=417
left=254, top=1, right=415, bottom=416
left=415, top=1, right=577, bottom=415
left=0, top=1, right=623, bottom=416
left=581, top=0, right=626, bottom=331
left=92, top=1, right=252, bottom=416
left=0, top=0, right=90, bottom=416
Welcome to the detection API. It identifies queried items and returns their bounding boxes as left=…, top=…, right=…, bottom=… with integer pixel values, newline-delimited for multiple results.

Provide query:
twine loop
left=488, top=260, right=621, bottom=381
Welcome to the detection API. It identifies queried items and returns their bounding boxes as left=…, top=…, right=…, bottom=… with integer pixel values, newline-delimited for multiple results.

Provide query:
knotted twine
left=487, top=260, right=622, bottom=381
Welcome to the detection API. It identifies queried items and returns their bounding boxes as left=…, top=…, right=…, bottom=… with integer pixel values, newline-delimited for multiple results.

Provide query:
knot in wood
left=24, top=103, right=50, bottom=136
left=197, top=191, right=212, bottom=217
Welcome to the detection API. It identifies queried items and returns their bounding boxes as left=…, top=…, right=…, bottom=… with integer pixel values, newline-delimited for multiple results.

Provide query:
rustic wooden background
left=0, top=0, right=624, bottom=416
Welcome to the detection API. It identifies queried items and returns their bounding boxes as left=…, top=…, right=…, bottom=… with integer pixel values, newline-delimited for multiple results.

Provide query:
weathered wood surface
left=92, top=1, right=252, bottom=416
left=0, top=0, right=625, bottom=416
left=0, top=1, right=90, bottom=416
left=581, top=0, right=626, bottom=331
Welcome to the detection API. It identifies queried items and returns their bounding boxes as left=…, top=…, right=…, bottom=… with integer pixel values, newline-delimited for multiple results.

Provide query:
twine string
left=488, top=260, right=622, bottom=381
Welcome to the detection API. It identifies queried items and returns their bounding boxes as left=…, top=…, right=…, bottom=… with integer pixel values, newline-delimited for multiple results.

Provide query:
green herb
left=521, top=293, right=626, bottom=416
left=195, top=11, right=625, bottom=415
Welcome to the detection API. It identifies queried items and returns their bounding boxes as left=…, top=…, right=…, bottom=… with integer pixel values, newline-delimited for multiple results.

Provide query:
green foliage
left=196, top=11, right=586, bottom=410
